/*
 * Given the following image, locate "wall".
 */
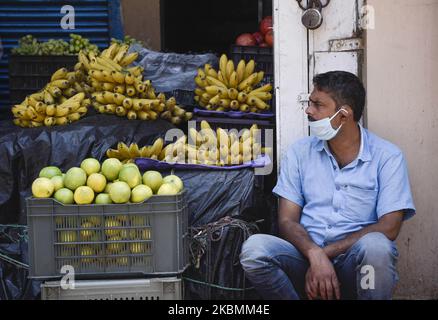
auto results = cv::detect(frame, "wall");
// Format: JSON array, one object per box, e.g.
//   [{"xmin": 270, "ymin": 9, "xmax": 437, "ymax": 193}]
[
  {"xmin": 367, "ymin": 0, "xmax": 438, "ymax": 299},
  {"xmin": 120, "ymin": 0, "xmax": 161, "ymax": 50}
]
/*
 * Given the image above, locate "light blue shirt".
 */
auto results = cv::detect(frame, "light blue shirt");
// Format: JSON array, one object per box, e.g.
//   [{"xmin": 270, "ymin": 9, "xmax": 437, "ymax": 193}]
[{"xmin": 273, "ymin": 125, "xmax": 416, "ymax": 247}]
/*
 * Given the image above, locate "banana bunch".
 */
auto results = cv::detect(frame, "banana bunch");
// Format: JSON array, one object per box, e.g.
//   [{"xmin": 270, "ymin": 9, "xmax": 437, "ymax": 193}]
[
  {"xmin": 78, "ymin": 43, "xmax": 144, "ymax": 98},
  {"xmin": 12, "ymin": 67, "xmax": 91, "ymax": 127},
  {"xmin": 81, "ymin": 43, "xmax": 193, "ymax": 124},
  {"xmin": 79, "ymin": 42, "xmax": 140, "ymax": 74},
  {"xmin": 159, "ymin": 102, "xmax": 193, "ymax": 125},
  {"xmin": 106, "ymin": 138, "xmax": 164, "ymax": 163},
  {"xmin": 156, "ymin": 121, "xmax": 272, "ymax": 166},
  {"xmin": 90, "ymin": 90, "xmax": 192, "ymax": 123},
  {"xmin": 194, "ymin": 54, "xmax": 273, "ymax": 113}
]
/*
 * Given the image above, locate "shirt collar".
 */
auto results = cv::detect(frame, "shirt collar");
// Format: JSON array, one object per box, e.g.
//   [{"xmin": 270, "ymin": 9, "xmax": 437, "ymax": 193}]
[{"xmin": 314, "ymin": 124, "xmax": 372, "ymax": 162}]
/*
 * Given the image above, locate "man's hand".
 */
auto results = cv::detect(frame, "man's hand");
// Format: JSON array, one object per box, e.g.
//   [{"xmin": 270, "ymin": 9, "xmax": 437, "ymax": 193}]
[{"xmin": 305, "ymin": 248, "xmax": 340, "ymax": 300}]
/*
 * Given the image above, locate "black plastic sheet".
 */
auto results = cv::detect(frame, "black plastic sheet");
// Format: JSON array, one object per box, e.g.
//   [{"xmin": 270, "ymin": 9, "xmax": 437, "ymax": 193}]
[
  {"xmin": 158, "ymin": 169, "xmax": 258, "ymax": 227},
  {"xmin": 0, "ymin": 225, "xmax": 41, "ymax": 300},
  {"xmin": 0, "ymin": 113, "xmax": 275, "ymax": 300},
  {"xmin": 183, "ymin": 216, "xmax": 262, "ymax": 300},
  {"xmin": 0, "ymin": 114, "xmax": 175, "ymax": 224}
]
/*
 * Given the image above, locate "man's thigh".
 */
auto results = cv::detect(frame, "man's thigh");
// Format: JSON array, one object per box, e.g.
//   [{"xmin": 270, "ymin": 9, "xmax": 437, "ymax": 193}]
[{"xmin": 241, "ymin": 234, "xmax": 310, "ymax": 298}]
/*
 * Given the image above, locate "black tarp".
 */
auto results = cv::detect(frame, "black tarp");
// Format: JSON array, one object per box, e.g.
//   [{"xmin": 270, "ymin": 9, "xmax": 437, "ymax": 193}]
[
  {"xmin": 0, "ymin": 225, "xmax": 41, "ymax": 300},
  {"xmin": 183, "ymin": 216, "xmax": 263, "ymax": 300},
  {"xmin": 0, "ymin": 114, "xmax": 174, "ymax": 224},
  {"xmin": 0, "ymin": 114, "xmax": 275, "ymax": 300}
]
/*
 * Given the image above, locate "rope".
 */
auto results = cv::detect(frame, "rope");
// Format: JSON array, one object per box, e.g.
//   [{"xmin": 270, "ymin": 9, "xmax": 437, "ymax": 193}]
[
  {"xmin": 0, "ymin": 224, "xmax": 28, "ymax": 229},
  {"xmin": 0, "ymin": 252, "xmax": 29, "ymax": 269},
  {"xmin": 188, "ymin": 216, "xmax": 259, "ymax": 269},
  {"xmin": 0, "ymin": 224, "xmax": 29, "ymax": 243},
  {"xmin": 187, "ymin": 216, "xmax": 260, "ymax": 299},
  {"xmin": 0, "ymin": 224, "xmax": 29, "ymax": 269},
  {"xmin": 182, "ymin": 276, "xmax": 255, "ymax": 292}
]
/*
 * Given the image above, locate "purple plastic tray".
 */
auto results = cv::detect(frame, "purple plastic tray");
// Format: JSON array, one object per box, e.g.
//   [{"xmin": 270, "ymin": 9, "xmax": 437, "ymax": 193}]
[
  {"xmin": 135, "ymin": 154, "xmax": 271, "ymax": 171},
  {"xmin": 194, "ymin": 108, "xmax": 274, "ymax": 119}
]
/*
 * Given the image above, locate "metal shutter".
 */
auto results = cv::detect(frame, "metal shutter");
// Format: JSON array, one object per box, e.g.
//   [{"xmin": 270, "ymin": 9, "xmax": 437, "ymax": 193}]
[{"xmin": 0, "ymin": 0, "xmax": 123, "ymax": 118}]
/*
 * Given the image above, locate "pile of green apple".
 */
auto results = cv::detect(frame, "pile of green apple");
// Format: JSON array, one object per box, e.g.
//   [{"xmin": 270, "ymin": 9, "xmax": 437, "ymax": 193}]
[{"xmin": 31, "ymin": 157, "xmax": 184, "ymax": 205}]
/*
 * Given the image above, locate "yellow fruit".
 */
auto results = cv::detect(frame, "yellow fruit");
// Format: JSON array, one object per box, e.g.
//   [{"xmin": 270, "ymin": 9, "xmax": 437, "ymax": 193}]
[
  {"xmin": 130, "ymin": 242, "xmax": 145, "ymax": 254},
  {"xmin": 32, "ymin": 177, "xmax": 55, "ymax": 198},
  {"xmin": 80, "ymin": 221, "xmax": 95, "ymax": 240},
  {"xmin": 106, "ymin": 238, "xmax": 123, "ymax": 254},
  {"xmin": 157, "ymin": 183, "xmax": 179, "ymax": 196},
  {"xmin": 219, "ymin": 54, "xmax": 228, "ymax": 78},
  {"xmin": 59, "ymin": 231, "xmax": 77, "ymax": 243},
  {"xmin": 88, "ymin": 216, "xmax": 102, "ymax": 226},
  {"xmin": 74, "ymin": 186, "xmax": 95, "ymax": 205},
  {"xmin": 105, "ymin": 219, "xmax": 121, "ymax": 238},
  {"xmin": 244, "ymin": 59, "xmax": 255, "ymax": 79},
  {"xmin": 236, "ymin": 60, "xmax": 246, "ymax": 84},
  {"xmin": 130, "ymin": 215, "xmax": 147, "ymax": 227},
  {"xmin": 51, "ymin": 68, "xmax": 69, "ymax": 81},
  {"xmin": 80, "ymin": 158, "xmax": 101, "ymax": 175},
  {"xmin": 87, "ymin": 173, "xmax": 107, "ymax": 193},
  {"xmin": 142, "ymin": 171, "xmax": 163, "ymax": 193},
  {"xmin": 80, "ymin": 246, "xmax": 95, "ymax": 263}
]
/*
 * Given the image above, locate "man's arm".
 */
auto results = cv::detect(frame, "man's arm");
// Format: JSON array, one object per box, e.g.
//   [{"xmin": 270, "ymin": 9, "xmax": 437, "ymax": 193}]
[
  {"xmin": 278, "ymin": 197, "xmax": 340, "ymax": 300},
  {"xmin": 323, "ymin": 211, "xmax": 404, "ymax": 259},
  {"xmin": 278, "ymin": 197, "xmax": 321, "ymax": 258}
]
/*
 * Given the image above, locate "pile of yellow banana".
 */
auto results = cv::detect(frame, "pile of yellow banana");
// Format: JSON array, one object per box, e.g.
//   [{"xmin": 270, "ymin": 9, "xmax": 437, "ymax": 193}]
[
  {"xmin": 158, "ymin": 121, "xmax": 272, "ymax": 166},
  {"xmin": 11, "ymin": 42, "xmax": 193, "ymax": 128},
  {"xmin": 106, "ymin": 138, "xmax": 164, "ymax": 163},
  {"xmin": 79, "ymin": 42, "xmax": 192, "ymax": 124},
  {"xmin": 194, "ymin": 54, "xmax": 273, "ymax": 113},
  {"xmin": 105, "ymin": 121, "xmax": 272, "ymax": 166},
  {"xmin": 90, "ymin": 90, "xmax": 192, "ymax": 125},
  {"xmin": 12, "ymin": 67, "xmax": 91, "ymax": 127}
]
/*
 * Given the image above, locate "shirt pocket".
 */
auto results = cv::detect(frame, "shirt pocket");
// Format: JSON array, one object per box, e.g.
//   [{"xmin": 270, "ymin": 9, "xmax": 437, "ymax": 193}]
[{"xmin": 342, "ymin": 185, "xmax": 378, "ymax": 222}]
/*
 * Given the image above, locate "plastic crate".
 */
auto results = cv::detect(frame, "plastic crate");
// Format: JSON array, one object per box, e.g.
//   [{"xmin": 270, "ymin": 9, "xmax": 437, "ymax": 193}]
[
  {"xmin": 8, "ymin": 55, "xmax": 78, "ymax": 105},
  {"xmin": 230, "ymin": 45, "xmax": 274, "ymax": 78},
  {"xmin": 41, "ymin": 277, "xmax": 182, "ymax": 300},
  {"xmin": 27, "ymin": 192, "xmax": 189, "ymax": 280}
]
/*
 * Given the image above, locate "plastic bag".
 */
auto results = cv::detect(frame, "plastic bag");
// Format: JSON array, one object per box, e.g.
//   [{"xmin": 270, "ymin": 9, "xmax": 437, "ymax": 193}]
[{"xmin": 129, "ymin": 44, "xmax": 218, "ymax": 92}]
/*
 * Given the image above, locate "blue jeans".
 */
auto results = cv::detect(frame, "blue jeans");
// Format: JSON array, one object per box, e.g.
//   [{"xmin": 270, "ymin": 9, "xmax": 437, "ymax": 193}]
[{"xmin": 240, "ymin": 232, "xmax": 399, "ymax": 300}]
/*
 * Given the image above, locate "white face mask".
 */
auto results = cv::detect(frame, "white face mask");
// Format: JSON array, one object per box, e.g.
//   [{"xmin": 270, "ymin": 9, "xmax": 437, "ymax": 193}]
[{"xmin": 308, "ymin": 108, "xmax": 348, "ymax": 141}]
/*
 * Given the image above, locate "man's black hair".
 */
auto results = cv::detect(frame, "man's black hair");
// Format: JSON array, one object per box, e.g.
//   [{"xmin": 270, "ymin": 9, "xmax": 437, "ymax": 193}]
[{"xmin": 313, "ymin": 71, "xmax": 366, "ymax": 122}]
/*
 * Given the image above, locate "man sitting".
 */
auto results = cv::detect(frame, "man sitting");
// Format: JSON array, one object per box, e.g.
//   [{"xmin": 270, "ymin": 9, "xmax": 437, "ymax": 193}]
[{"xmin": 240, "ymin": 71, "xmax": 416, "ymax": 300}]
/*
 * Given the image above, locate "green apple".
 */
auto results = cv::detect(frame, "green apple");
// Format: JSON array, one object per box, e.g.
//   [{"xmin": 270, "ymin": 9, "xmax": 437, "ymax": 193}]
[{"xmin": 162, "ymin": 175, "xmax": 183, "ymax": 192}]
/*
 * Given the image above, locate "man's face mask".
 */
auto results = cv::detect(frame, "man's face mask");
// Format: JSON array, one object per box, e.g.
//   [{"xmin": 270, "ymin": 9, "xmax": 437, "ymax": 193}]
[{"xmin": 308, "ymin": 108, "xmax": 348, "ymax": 141}]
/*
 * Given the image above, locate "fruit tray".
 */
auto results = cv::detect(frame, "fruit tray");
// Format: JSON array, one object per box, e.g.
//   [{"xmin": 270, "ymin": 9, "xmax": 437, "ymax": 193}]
[
  {"xmin": 135, "ymin": 154, "xmax": 271, "ymax": 171},
  {"xmin": 26, "ymin": 192, "xmax": 189, "ymax": 279},
  {"xmin": 193, "ymin": 107, "xmax": 274, "ymax": 119}
]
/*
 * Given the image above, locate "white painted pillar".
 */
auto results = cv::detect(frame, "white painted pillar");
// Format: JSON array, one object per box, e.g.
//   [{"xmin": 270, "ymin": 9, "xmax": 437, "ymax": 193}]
[{"xmin": 273, "ymin": 0, "xmax": 309, "ymax": 170}]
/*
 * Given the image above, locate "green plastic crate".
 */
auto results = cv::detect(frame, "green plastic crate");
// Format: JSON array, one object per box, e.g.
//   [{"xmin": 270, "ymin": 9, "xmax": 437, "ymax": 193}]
[{"xmin": 27, "ymin": 192, "xmax": 189, "ymax": 279}]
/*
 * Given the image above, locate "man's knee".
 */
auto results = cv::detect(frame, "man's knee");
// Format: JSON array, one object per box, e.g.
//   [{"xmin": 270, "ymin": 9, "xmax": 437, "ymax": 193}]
[
  {"xmin": 354, "ymin": 232, "xmax": 398, "ymax": 264},
  {"xmin": 240, "ymin": 234, "xmax": 273, "ymax": 271}
]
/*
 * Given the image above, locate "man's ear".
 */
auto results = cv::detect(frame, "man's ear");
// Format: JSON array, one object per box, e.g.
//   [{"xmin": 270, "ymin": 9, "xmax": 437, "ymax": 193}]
[{"xmin": 339, "ymin": 106, "xmax": 352, "ymax": 125}]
